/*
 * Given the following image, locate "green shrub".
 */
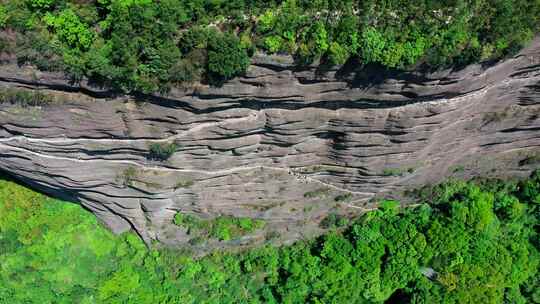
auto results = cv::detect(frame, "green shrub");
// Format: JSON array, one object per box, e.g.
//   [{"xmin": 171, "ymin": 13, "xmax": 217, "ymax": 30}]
[
  {"xmin": 148, "ymin": 142, "xmax": 178, "ymax": 161},
  {"xmin": 304, "ymin": 187, "xmax": 331, "ymax": 198},
  {"xmin": 238, "ymin": 217, "xmax": 254, "ymax": 230},
  {"xmin": 257, "ymin": 9, "xmax": 277, "ymax": 33},
  {"xmin": 0, "ymin": 88, "xmax": 54, "ymax": 107},
  {"xmin": 207, "ymin": 32, "xmax": 250, "ymax": 85},
  {"xmin": 265, "ymin": 231, "xmax": 281, "ymax": 241},
  {"xmin": 179, "ymin": 27, "xmax": 212, "ymax": 53},
  {"xmin": 382, "ymin": 168, "xmax": 404, "ymax": 176},
  {"xmin": 173, "ymin": 212, "xmax": 265, "ymax": 241},
  {"xmin": 188, "ymin": 236, "xmax": 205, "ymax": 246},
  {"xmin": 174, "ymin": 212, "xmax": 206, "ymax": 233},
  {"xmin": 174, "ymin": 179, "xmax": 194, "ymax": 189},
  {"xmin": 328, "ymin": 42, "xmax": 350, "ymax": 65},
  {"xmin": 309, "ymin": 21, "xmax": 329, "ymax": 57},
  {"xmin": 210, "ymin": 217, "xmax": 265, "ymax": 241},
  {"xmin": 0, "ymin": 37, "xmax": 9, "ymax": 53},
  {"xmin": 334, "ymin": 193, "xmax": 353, "ymax": 202},
  {"xmin": 264, "ymin": 35, "xmax": 283, "ymax": 53},
  {"xmin": 168, "ymin": 57, "xmax": 203, "ymax": 84},
  {"xmin": 15, "ymin": 31, "xmax": 65, "ymax": 71},
  {"xmin": 211, "ymin": 219, "xmax": 232, "ymax": 241},
  {"xmin": 320, "ymin": 213, "xmax": 349, "ymax": 229},
  {"xmin": 452, "ymin": 165, "xmax": 465, "ymax": 173},
  {"xmin": 116, "ymin": 166, "xmax": 137, "ymax": 187},
  {"xmin": 360, "ymin": 27, "xmax": 386, "ymax": 64}
]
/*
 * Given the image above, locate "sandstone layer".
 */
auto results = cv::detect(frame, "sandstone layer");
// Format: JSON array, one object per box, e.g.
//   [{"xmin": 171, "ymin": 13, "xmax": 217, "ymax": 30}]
[{"xmin": 1, "ymin": 39, "xmax": 539, "ymax": 248}]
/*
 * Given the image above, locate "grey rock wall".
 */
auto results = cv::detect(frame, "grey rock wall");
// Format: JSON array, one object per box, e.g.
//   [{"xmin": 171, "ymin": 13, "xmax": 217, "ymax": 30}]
[{"xmin": 0, "ymin": 39, "xmax": 539, "ymax": 248}]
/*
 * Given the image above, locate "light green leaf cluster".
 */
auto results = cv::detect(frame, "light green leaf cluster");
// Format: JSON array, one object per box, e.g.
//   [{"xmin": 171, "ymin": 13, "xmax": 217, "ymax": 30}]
[
  {"xmin": 28, "ymin": 0, "xmax": 56, "ymax": 9},
  {"xmin": 43, "ymin": 9, "xmax": 94, "ymax": 50}
]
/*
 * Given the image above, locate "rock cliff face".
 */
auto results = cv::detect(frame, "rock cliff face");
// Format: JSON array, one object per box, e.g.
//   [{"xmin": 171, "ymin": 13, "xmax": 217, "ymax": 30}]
[{"xmin": 1, "ymin": 39, "xmax": 539, "ymax": 248}]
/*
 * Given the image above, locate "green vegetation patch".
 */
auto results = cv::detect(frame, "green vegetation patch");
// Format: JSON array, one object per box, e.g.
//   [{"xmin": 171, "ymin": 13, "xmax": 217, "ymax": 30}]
[
  {"xmin": 451, "ymin": 165, "xmax": 466, "ymax": 173},
  {"xmin": 334, "ymin": 192, "xmax": 353, "ymax": 202},
  {"xmin": 0, "ymin": 0, "xmax": 538, "ymax": 93},
  {"xmin": 382, "ymin": 167, "xmax": 415, "ymax": 177},
  {"xmin": 520, "ymin": 152, "xmax": 540, "ymax": 166},
  {"xmin": 243, "ymin": 201, "xmax": 286, "ymax": 212},
  {"xmin": 304, "ymin": 187, "xmax": 331, "ymax": 198},
  {"xmin": 174, "ymin": 179, "xmax": 194, "ymax": 189},
  {"xmin": 147, "ymin": 142, "xmax": 178, "ymax": 161},
  {"xmin": 0, "ymin": 88, "xmax": 54, "ymax": 107},
  {"xmin": 1, "ymin": 170, "xmax": 539, "ymax": 303},
  {"xmin": 115, "ymin": 166, "xmax": 137, "ymax": 187},
  {"xmin": 173, "ymin": 212, "xmax": 266, "ymax": 241},
  {"xmin": 319, "ymin": 213, "xmax": 349, "ymax": 229}
]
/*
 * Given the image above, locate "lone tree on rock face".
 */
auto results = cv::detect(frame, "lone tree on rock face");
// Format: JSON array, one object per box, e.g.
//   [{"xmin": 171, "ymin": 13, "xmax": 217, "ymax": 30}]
[{"xmin": 148, "ymin": 142, "xmax": 178, "ymax": 161}]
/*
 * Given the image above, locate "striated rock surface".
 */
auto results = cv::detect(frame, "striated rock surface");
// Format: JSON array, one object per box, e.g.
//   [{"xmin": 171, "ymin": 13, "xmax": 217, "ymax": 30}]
[{"xmin": 1, "ymin": 39, "xmax": 539, "ymax": 248}]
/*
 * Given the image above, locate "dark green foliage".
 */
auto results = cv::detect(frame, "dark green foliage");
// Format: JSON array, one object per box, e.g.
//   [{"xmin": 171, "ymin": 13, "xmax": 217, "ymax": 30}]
[
  {"xmin": 147, "ymin": 142, "xmax": 177, "ymax": 161},
  {"xmin": 452, "ymin": 165, "xmax": 466, "ymax": 173},
  {"xmin": 383, "ymin": 167, "xmax": 416, "ymax": 176},
  {"xmin": 304, "ymin": 187, "xmax": 331, "ymax": 198},
  {"xmin": 383, "ymin": 168, "xmax": 403, "ymax": 176},
  {"xmin": 265, "ymin": 231, "xmax": 281, "ymax": 241},
  {"xmin": 89, "ymin": 0, "xmax": 188, "ymax": 92},
  {"xmin": 1, "ymin": 170, "xmax": 539, "ymax": 303},
  {"xmin": 0, "ymin": 0, "xmax": 538, "ymax": 93},
  {"xmin": 334, "ymin": 192, "xmax": 353, "ymax": 202},
  {"xmin": 207, "ymin": 32, "xmax": 250, "ymax": 85},
  {"xmin": 15, "ymin": 31, "xmax": 65, "ymax": 72},
  {"xmin": 320, "ymin": 213, "xmax": 349, "ymax": 229}
]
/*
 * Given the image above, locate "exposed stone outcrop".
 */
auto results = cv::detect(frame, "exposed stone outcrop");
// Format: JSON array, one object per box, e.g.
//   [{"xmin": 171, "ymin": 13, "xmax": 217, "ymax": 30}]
[{"xmin": 0, "ymin": 39, "xmax": 539, "ymax": 248}]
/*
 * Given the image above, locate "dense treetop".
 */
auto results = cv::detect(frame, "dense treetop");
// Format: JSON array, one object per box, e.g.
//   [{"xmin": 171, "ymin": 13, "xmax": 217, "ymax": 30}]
[
  {"xmin": 0, "ymin": 0, "xmax": 539, "ymax": 93},
  {"xmin": 1, "ymin": 170, "xmax": 539, "ymax": 303}
]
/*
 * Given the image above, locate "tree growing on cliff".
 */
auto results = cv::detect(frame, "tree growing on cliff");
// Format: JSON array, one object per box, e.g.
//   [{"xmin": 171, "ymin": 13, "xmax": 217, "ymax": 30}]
[{"xmin": 207, "ymin": 32, "xmax": 250, "ymax": 85}]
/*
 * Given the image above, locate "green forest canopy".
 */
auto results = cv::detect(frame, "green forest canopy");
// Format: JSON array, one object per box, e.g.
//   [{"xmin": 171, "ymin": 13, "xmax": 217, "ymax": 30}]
[
  {"xmin": 1, "ymin": 170, "xmax": 539, "ymax": 303},
  {"xmin": 0, "ymin": 0, "xmax": 539, "ymax": 92}
]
